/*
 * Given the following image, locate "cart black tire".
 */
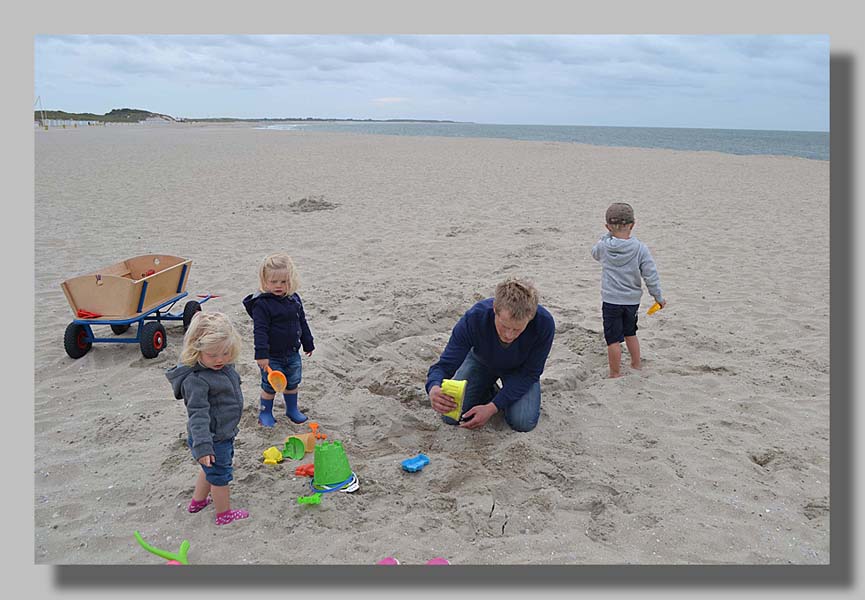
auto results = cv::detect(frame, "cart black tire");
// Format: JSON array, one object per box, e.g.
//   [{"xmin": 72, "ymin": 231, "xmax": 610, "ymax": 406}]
[
  {"xmin": 110, "ymin": 324, "xmax": 131, "ymax": 335},
  {"xmin": 140, "ymin": 322, "xmax": 167, "ymax": 358},
  {"xmin": 183, "ymin": 300, "xmax": 202, "ymax": 332},
  {"xmin": 64, "ymin": 323, "xmax": 92, "ymax": 359}
]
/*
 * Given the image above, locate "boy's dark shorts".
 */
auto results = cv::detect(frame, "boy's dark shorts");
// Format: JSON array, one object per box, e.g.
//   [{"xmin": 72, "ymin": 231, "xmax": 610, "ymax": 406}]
[
  {"xmin": 602, "ymin": 302, "xmax": 639, "ymax": 345},
  {"xmin": 188, "ymin": 437, "xmax": 235, "ymax": 486}
]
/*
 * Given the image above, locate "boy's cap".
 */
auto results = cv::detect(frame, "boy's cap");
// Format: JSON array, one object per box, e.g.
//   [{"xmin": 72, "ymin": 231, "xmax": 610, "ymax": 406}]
[{"xmin": 606, "ymin": 202, "xmax": 634, "ymax": 225}]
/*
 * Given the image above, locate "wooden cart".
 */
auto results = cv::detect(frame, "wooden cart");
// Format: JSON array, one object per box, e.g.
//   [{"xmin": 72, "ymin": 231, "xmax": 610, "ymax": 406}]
[{"xmin": 60, "ymin": 254, "xmax": 215, "ymax": 359}]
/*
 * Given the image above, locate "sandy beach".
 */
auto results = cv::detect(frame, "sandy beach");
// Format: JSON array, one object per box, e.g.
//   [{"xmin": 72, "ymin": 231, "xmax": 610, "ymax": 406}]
[{"xmin": 33, "ymin": 123, "xmax": 830, "ymax": 565}]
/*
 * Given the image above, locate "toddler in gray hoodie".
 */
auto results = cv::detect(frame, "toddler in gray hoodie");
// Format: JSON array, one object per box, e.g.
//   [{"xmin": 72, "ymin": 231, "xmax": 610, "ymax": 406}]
[
  {"xmin": 166, "ymin": 311, "xmax": 250, "ymax": 526},
  {"xmin": 591, "ymin": 202, "xmax": 666, "ymax": 378}
]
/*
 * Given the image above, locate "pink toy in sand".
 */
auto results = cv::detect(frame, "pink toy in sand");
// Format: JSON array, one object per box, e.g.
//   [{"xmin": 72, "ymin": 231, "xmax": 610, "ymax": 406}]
[{"xmin": 377, "ymin": 556, "xmax": 450, "ymax": 565}]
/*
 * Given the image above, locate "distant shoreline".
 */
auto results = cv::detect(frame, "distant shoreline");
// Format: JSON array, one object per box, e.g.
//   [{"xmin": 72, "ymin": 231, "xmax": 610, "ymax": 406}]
[
  {"xmin": 33, "ymin": 107, "xmax": 463, "ymax": 125},
  {"xmin": 181, "ymin": 117, "xmax": 464, "ymax": 124},
  {"xmin": 34, "ymin": 118, "xmax": 829, "ymax": 161}
]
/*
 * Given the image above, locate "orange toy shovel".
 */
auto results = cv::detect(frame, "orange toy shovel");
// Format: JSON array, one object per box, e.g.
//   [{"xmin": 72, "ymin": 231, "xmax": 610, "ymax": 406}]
[{"xmin": 265, "ymin": 365, "xmax": 287, "ymax": 393}]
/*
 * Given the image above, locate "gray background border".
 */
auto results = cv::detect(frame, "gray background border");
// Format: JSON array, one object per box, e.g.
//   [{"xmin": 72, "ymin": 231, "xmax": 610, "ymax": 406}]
[{"xmin": 7, "ymin": 1, "xmax": 859, "ymax": 597}]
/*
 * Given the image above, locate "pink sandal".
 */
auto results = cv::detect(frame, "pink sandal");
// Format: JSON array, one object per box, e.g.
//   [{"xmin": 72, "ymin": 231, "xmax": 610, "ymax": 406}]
[
  {"xmin": 215, "ymin": 508, "xmax": 249, "ymax": 525},
  {"xmin": 187, "ymin": 496, "xmax": 212, "ymax": 513}
]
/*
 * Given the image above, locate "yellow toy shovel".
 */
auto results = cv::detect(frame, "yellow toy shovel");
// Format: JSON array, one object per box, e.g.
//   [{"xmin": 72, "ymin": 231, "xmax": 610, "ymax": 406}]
[
  {"xmin": 440, "ymin": 379, "xmax": 467, "ymax": 421},
  {"xmin": 647, "ymin": 302, "xmax": 662, "ymax": 315},
  {"xmin": 265, "ymin": 365, "xmax": 287, "ymax": 393}
]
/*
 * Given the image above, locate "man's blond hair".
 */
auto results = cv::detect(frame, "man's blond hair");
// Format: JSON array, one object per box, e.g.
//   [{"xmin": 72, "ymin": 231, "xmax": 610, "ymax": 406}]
[
  {"xmin": 493, "ymin": 277, "xmax": 539, "ymax": 321},
  {"xmin": 179, "ymin": 312, "xmax": 242, "ymax": 367},
  {"xmin": 258, "ymin": 252, "xmax": 301, "ymax": 296}
]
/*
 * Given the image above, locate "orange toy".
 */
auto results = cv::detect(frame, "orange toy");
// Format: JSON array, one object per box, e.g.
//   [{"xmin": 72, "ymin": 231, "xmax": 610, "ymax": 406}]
[
  {"xmin": 265, "ymin": 365, "xmax": 287, "ymax": 393},
  {"xmin": 308, "ymin": 422, "xmax": 327, "ymax": 440}
]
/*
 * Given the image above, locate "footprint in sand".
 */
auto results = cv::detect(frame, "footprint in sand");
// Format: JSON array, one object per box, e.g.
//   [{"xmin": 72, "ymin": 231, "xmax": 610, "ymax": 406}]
[
  {"xmin": 697, "ymin": 422, "xmax": 714, "ymax": 442},
  {"xmin": 585, "ymin": 500, "xmax": 616, "ymax": 542},
  {"xmin": 666, "ymin": 453, "xmax": 686, "ymax": 478},
  {"xmin": 802, "ymin": 498, "xmax": 829, "ymax": 520},
  {"xmin": 748, "ymin": 447, "xmax": 805, "ymax": 472}
]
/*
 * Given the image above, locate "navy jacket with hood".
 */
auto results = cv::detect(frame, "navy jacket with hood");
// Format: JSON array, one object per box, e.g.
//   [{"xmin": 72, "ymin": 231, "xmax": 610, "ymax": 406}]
[{"xmin": 242, "ymin": 292, "xmax": 315, "ymax": 360}]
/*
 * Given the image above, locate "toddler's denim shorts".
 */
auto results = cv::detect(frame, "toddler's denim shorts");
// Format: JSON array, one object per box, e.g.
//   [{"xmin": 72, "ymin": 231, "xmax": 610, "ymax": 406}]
[
  {"xmin": 259, "ymin": 352, "xmax": 303, "ymax": 393},
  {"xmin": 189, "ymin": 437, "xmax": 235, "ymax": 486}
]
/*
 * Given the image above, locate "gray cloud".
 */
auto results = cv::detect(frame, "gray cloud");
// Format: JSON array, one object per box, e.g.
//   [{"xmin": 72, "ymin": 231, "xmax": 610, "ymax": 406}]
[{"xmin": 34, "ymin": 34, "xmax": 829, "ymax": 130}]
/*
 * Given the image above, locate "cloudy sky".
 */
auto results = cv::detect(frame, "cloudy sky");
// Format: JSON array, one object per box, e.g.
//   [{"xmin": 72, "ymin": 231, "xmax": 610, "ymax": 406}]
[{"xmin": 34, "ymin": 34, "xmax": 829, "ymax": 131}]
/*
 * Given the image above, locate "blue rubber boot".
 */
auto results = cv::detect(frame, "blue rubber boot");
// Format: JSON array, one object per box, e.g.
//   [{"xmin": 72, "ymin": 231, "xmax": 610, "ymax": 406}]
[
  {"xmin": 258, "ymin": 397, "xmax": 276, "ymax": 427},
  {"xmin": 284, "ymin": 392, "xmax": 307, "ymax": 424}
]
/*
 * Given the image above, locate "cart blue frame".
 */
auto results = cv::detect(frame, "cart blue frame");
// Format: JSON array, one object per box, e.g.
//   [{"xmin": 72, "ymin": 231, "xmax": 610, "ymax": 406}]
[{"xmin": 71, "ymin": 292, "xmax": 216, "ymax": 346}]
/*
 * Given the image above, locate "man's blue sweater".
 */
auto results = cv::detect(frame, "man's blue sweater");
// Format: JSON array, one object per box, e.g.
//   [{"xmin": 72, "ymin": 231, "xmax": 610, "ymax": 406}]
[
  {"xmin": 242, "ymin": 292, "xmax": 315, "ymax": 360},
  {"xmin": 426, "ymin": 298, "xmax": 555, "ymax": 410}
]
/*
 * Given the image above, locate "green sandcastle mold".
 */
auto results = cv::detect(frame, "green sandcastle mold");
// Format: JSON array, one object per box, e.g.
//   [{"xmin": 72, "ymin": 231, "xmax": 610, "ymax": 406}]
[{"xmin": 313, "ymin": 440, "xmax": 352, "ymax": 486}]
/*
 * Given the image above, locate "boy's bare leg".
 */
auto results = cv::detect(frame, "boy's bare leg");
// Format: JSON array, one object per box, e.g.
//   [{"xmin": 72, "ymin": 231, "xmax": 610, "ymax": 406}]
[
  {"xmin": 607, "ymin": 343, "xmax": 623, "ymax": 378},
  {"xmin": 624, "ymin": 335, "xmax": 641, "ymax": 370}
]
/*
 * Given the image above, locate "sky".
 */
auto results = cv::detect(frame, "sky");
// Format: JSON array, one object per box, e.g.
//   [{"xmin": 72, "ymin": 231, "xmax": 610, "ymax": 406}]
[{"xmin": 33, "ymin": 34, "xmax": 830, "ymax": 131}]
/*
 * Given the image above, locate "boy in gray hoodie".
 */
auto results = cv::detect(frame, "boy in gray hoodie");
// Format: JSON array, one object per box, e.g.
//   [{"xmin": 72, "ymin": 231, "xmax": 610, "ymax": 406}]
[{"xmin": 591, "ymin": 202, "xmax": 666, "ymax": 378}]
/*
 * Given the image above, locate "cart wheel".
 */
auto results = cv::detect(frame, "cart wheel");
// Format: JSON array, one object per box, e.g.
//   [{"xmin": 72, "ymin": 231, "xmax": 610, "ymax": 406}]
[
  {"xmin": 110, "ymin": 324, "xmax": 131, "ymax": 335},
  {"xmin": 64, "ymin": 323, "xmax": 92, "ymax": 359},
  {"xmin": 140, "ymin": 322, "xmax": 167, "ymax": 358},
  {"xmin": 183, "ymin": 300, "xmax": 202, "ymax": 332}
]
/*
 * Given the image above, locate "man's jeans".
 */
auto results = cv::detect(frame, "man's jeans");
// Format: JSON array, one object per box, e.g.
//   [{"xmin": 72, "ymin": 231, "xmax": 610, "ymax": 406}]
[{"xmin": 441, "ymin": 349, "xmax": 541, "ymax": 432}]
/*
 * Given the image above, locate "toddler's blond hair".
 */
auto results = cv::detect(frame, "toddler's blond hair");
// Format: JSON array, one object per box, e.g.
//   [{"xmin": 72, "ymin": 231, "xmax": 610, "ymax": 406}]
[
  {"xmin": 179, "ymin": 311, "xmax": 242, "ymax": 367},
  {"xmin": 493, "ymin": 277, "xmax": 539, "ymax": 322},
  {"xmin": 258, "ymin": 252, "xmax": 301, "ymax": 297}
]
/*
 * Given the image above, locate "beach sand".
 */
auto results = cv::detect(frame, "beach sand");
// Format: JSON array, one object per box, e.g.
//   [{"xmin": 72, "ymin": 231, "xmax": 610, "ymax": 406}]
[{"xmin": 34, "ymin": 123, "xmax": 829, "ymax": 565}]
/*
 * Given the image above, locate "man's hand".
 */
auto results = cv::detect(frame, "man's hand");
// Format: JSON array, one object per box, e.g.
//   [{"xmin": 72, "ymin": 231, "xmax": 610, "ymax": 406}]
[
  {"xmin": 429, "ymin": 385, "xmax": 457, "ymax": 415},
  {"xmin": 256, "ymin": 358, "xmax": 270, "ymax": 370},
  {"xmin": 459, "ymin": 402, "xmax": 498, "ymax": 430},
  {"xmin": 198, "ymin": 454, "xmax": 214, "ymax": 467}
]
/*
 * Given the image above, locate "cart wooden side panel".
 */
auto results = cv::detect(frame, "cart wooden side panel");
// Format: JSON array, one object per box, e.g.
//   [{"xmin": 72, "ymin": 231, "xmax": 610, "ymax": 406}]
[{"xmin": 60, "ymin": 254, "xmax": 192, "ymax": 319}]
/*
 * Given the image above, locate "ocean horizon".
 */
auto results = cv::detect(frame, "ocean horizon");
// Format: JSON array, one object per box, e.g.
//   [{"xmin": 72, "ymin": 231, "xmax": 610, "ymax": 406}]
[{"xmin": 255, "ymin": 121, "xmax": 829, "ymax": 161}]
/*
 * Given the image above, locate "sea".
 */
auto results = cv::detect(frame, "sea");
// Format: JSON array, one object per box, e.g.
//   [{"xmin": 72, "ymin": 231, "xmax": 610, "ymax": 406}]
[{"xmin": 255, "ymin": 121, "xmax": 829, "ymax": 161}]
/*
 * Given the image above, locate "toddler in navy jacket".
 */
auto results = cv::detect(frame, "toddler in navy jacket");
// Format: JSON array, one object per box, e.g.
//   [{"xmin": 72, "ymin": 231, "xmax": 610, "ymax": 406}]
[{"xmin": 242, "ymin": 253, "xmax": 315, "ymax": 427}]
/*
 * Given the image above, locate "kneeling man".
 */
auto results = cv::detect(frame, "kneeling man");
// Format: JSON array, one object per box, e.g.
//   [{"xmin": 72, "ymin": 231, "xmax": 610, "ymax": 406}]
[{"xmin": 426, "ymin": 277, "xmax": 555, "ymax": 432}]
